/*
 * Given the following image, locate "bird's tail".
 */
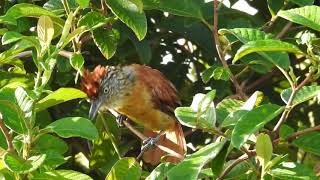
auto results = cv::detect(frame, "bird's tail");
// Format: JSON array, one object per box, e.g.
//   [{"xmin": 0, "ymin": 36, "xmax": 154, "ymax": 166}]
[{"xmin": 142, "ymin": 122, "xmax": 186, "ymax": 165}]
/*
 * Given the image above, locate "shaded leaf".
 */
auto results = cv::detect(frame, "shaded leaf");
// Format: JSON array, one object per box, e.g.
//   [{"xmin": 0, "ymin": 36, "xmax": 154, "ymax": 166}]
[
  {"xmin": 32, "ymin": 170, "xmax": 93, "ymax": 180},
  {"xmin": 270, "ymin": 162, "xmax": 317, "ymax": 180},
  {"xmin": 231, "ymin": 104, "xmax": 284, "ymax": 149},
  {"xmin": 45, "ymin": 117, "xmax": 99, "ymax": 140},
  {"xmin": 35, "ymin": 88, "xmax": 87, "ymax": 112},
  {"xmin": 92, "ymin": 28, "xmax": 119, "ymax": 59},
  {"xmin": 293, "ymin": 131, "xmax": 320, "ymax": 156},
  {"xmin": 78, "ymin": 11, "xmax": 114, "ymax": 30},
  {"xmin": 70, "ymin": 53, "xmax": 84, "ymax": 71},
  {"xmin": 33, "ymin": 134, "xmax": 68, "ymax": 154},
  {"xmin": 106, "ymin": 157, "xmax": 141, "ymax": 180},
  {"xmin": 288, "ymin": 0, "xmax": 314, "ymax": 6},
  {"xmin": 106, "ymin": 0, "xmax": 147, "ymax": 40},
  {"xmin": 4, "ymin": 153, "xmax": 46, "ymax": 174}
]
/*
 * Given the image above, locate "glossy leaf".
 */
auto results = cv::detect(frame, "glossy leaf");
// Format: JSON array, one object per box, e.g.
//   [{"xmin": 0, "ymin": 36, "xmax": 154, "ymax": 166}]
[
  {"xmin": 233, "ymin": 40, "xmax": 302, "ymax": 63},
  {"xmin": 106, "ymin": 157, "xmax": 141, "ymax": 180},
  {"xmin": 78, "ymin": 11, "xmax": 114, "ymax": 30},
  {"xmin": 216, "ymin": 98, "xmax": 244, "ymax": 113},
  {"xmin": 35, "ymin": 88, "xmax": 87, "ymax": 112},
  {"xmin": 106, "ymin": 0, "xmax": 147, "ymax": 40},
  {"xmin": 175, "ymin": 107, "xmax": 212, "ymax": 129},
  {"xmin": 142, "ymin": 0, "xmax": 203, "ymax": 19},
  {"xmin": 1, "ymin": 31, "xmax": 23, "ymax": 45},
  {"xmin": 166, "ymin": 141, "xmax": 225, "ymax": 179},
  {"xmin": 221, "ymin": 110, "xmax": 248, "ymax": 128},
  {"xmin": 293, "ymin": 131, "xmax": 320, "ymax": 156},
  {"xmin": 4, "ymin": 153, "xmax": 46, "ymax": 174},
  {"xmin": 288, "ymin": 0, "xmax": 314, "ymax": 6},
  {"xmin": 256, "ymin": 133, "xmax": 273, "ymax": 168},
  {"xmin": 146, "ymin": 163, "xmax": 175, "ymax": 180},
  {"xmin": 37, "ymin": 15, "xmax": 54, "ymax": 48},
  {"xmin": 15, "ymin": 87, "xmax": 35, "ymax": 120},
  {"xmin": 267, "ymin": 0, "xmax": 284, "ymax": 17},
  {"xmin": 32, "ymin": 170, "xmax": 93, "ymax": 180},
  {"xmin": 70, "ymin": 53, "xmax": 84, "ymax": 71},
  {"xmin": 241, "ymin": 91, "xmax": 263, "ymax": 110},
  {"xmin": 0, "ymin": 100, "xmax": 27, "ymax": 134},
  {"xmin": 281, "ymin": 86, "xmax": 320, "ymax": 107},
  {"xmin": 33, "ymin": 134, "xmax": 68, "ymax": 154},
  {"xmin": 231, "ymin": 104, "xmax": 284, "ymax": 149},
  {"xmin": 92, "ymin": 28, "xmax": 119, "ymax": 59},
  {"xmin": 278, "ymin": 6, "xmax": 320, "ymax": 31},
  {"xmin": 45, "ymin": 117, "xmax": 99, "ymax": 140}
]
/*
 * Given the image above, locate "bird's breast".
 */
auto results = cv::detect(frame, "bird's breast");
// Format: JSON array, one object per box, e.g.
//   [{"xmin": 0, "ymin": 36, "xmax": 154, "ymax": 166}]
[{"xmin": 114, "ymin": 80, "xmax": 176, "ymax": 131}]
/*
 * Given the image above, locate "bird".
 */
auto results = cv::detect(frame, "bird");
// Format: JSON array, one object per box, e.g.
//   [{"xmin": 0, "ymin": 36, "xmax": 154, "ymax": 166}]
[{"xmin": 81, "ymin": 64, "xmax": 186, "ymax": 165}]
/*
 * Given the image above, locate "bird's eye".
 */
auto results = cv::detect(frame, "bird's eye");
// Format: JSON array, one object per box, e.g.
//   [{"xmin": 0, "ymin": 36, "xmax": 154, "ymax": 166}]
[{"xmin": 104, "ymin": 88, "xmax": 109, "ymax": 93}]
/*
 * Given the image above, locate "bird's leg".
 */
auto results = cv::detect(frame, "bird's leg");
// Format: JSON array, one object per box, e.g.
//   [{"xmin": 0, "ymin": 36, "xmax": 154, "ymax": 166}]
[
  {"xmin": 116, "ymin": 114, "xmax": 127, "ymax": 127},
  {"xmin": 137, "ymin": 130, "xmax": 165, "ymax": 160}
]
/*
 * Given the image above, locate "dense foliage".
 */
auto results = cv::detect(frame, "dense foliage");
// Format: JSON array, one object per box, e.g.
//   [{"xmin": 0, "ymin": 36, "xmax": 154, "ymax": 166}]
[{"xmin": 0, "ymin": 0, "xmax": 320, "ymax": 179}]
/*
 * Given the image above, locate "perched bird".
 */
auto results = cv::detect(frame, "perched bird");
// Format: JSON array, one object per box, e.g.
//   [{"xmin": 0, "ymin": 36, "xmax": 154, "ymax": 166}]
[{"xmin": 81, "ymin": 64, "xmax": 186, "ymax": 165}]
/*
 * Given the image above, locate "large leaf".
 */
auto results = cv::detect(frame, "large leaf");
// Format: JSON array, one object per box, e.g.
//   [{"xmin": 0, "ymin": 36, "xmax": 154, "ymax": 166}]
[
  {"xmin": 77, "ymin": 11, "xmax": 114, "ymax": 30},
  {"xmin": 231, "ymin": 104, "xmax": 284, "ymax": 149},
  {"xmin": 35, "ymin": 88, "xmax": 87, "ymax": 112},
  {"xmin": 166, "ymin": 141, "xmax": 225, "ymax": 179},
  {"xmin": 0, "ymin": 100, "xmax": 27, "ymax": 134},
  {"xmin": 106, "ymin": 0, "xmax": 147, "ymax": 40},
  {"xmin": 142, "ymin": 0, "xmax": 203, "ymax": 19},
  {"xmin": 278, "ymin": 6, "xmax": 320, "ymax": 31},
  {"xmin": 4, "ymin": 153, "xmax": 46, "ymax": 174},
  {"xmin": 270, "ymin": 162, "xmax": 317, "ymax": 180},
  {"xmin": 33, "ymin": 134, "xmax": 68, "ymax": 154},
  {"xmin": 45, "ymin": 117, "xmax": 99, "ymax": 140},
  {"xmin": 146, "ymin": 163, "xmax": 175, "ymax": 180},
  {"xmin": 219, "ymin": 28, "xmax": 273, "ymax": 42},
  {"xmin": 0, "ymin": 4, "xmax": 64, "ymax": 30},
  {"xmin": 92, "ymin": 28, "xmax": 119, "ymax": 59},
  {"xmin": 293, "ymin": 131, "xmax": 320, "ymax": 156},
  {"xmin": 281, "ymin": 86, "xmax": 320, "ymax": 107},
  {"xmin": 1, "ymin": 31, "xmax": 23, "ymax": 45},
  {"xmin": 233, "ymin": 40, "xmax": 302, "ymax": 63},
  {"xmin": 32, "ymin": 170, "xmax": 93, "ymax": 180},
  {"xmin": 106, "ymin": 157, "xmax": 141, "ymax": 180}
]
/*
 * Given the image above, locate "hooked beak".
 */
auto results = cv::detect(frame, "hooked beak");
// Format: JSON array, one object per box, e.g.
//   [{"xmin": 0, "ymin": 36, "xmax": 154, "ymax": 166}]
[{"xmin": 89, "ymin": 99, "xmax": 102, "ymax": 120}]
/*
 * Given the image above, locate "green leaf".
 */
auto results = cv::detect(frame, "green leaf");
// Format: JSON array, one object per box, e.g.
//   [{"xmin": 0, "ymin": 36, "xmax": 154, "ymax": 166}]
[
  {"xmin": 288, "ymin": 0, "xmax": 314, "ymax": 6},
  {"xmin": 281, "ymin": 86, "xmax": 320, "ymax": 107},
  {"xmin": 166, "ymin": 141, "xmax": 225, "ymax": 179},
  {"xmin": 278, "ymin": 5, "xmax": 320, "ymax": 31},
  {"xmin": 4, "ymin": 153, "xmax": 46, "ymax": 174},
  {"xmin": 146, "ymin": 163, "xmax": 175, "ymax": 180},
  {"xmin": 267, "ymin": 0, "xmax": 284, "ymax": 17},
  {"xmin": 256, "ymin": 133, "xmax": 273, "ymax": 168},
  {"xmin": 15, "ymin": 87, "xmax": 35, "ymax": 120},
  {"xmin": 233, "ymin": 40, "xmax": 302, "ymax": 63},
  {"xmin": 37, "ymin": 15, "xmax": 54, "ymax": 48},
  {"xmin": 142, "ymin": 0, "xmax": 203, "ymax": 19},
  {"xmin": 241, "ymin": 91, "xmax": 263, "ymax": 110},
  {"xmin": 92, "ymin": 28, "xmax": 119, "ymax": 59},
  {"xmin": 45, "ymin": 117, "xmax": 99, "ymax": 140},
  {"xmin": 216, "ymin": 98, "xmax": 244, "ymax": 113},
  {"xmin": 293, "ymin": 131, "xmax": 320, "ymax": 156},
  {"xmin": 0, "ymin": 100, "xmax": 27, "ymax": 134},
  {"xmin": 33, "ymin": 134, "xmax": 68, "ymax": 154},
  {"xmin": 211, "ymin": 142, "xmax": 229, "ymax": 177},
  {"xmin": 106, "ymin": 157, "xmax": 141, "ymax": 180},
  {"xmin": 279, "ymin": 124, "xmax": 294, "ymax": 139},
  {"xmin": 270, "ymin": 162, "xmax": 317, "ymax": 180},
  {"xmin": 0, "ymin": 4, "xmax": 64, "ymax": 32},
  {"xmin": 129, "ymin": 0, "xmax": 144, "ymax": 12},
  {"xmin": 35, "ymin": 88, "xmax": 87, "ymax": 112},
  {"xmin": 132, "ymin": 39, "xmax": 152, "ymax": 64},
  {"xmin": 78, "ymin": 11, "xmax": 114, "ymax": 30},
  {"xmin": 106, "ymin": 0, "xmax": 147, "ymax": 40},
  {"xmin": 32, "ymin": 170, "xmax": 93, "ymax": 180},
  {"xmin": 76, "ymin": 0, "xmax": 90, "ymax": 8},
  {"xmin": 231, "ymin": 104, "xmax": 284, "ymax": 149},
  {"xmin": 210, "ymin": 67, "xmax": 231, "ymax": 81},
  {"xmin": 70, "ymin": 53, "xmax": 84, "ymax": 71},
  {"xmin": 59, "ymin": 12, "xmax": 73, "ymax": 45},
  {"xmin": 41, "ymin": 151, "xmax": 67, "ymax": 169},
  {"xmin": 221, "ymin": 110, "xmax": 248, "ymax": 128},
  {"xmin": 1, "ymin": 31, "xmax": 23, "ymax": 45}
]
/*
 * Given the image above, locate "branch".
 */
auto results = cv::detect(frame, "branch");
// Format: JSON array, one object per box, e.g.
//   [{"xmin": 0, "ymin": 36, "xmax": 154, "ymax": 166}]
[
  {"xmin": 0, "ymin": 113, "xmax": 14, "ymax": 152},
  {"xmin": 276, "ymin": 22, "xmax": 293, "ymax": 39},
  {"xmin": 213, "ymin": 0, "xmax": 246, "ymax": 100},
  {"xmin": 273, "ymin": 71, "xmax": 314, "ymax": 133},
  {"xmin": 217, "ymin": 154, "xmax": 249, "ymax": 180},
  {"xmin": 274, "ymin": 125, "xmax": 320, "ymax": 144},
  {"xmin": 13, "ymin": 50, "xmax": 73, "ymax": 59}
]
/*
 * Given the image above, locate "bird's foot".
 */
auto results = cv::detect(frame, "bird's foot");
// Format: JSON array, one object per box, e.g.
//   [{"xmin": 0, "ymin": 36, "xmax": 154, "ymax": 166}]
[
  {"xmin": 137, "ymin": 131, "xmax": 164, "ymax": 160},
  {"xmin": 116, "ymin": 115, "xmax": 127, "ymax": 127}
]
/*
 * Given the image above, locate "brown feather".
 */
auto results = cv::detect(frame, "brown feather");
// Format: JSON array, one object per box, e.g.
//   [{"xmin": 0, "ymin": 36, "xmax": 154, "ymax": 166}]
[
  {"xmin": 132, "ymin": 64, "xmax": 181, "ymax": 115},
  {"xmin": 81, "ymin": 65, "xmax": 107, "ymax": 100}
]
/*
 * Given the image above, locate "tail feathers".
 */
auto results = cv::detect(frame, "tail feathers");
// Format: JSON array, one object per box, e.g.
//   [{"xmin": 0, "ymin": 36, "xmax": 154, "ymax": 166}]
[{"xmin": 143, "ymin": 123, "xmax": 186, "ymax": 165}]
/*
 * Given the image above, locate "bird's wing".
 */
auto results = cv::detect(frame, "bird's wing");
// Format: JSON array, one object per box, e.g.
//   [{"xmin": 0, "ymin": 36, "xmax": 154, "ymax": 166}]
[{"xmin": 132, "ymin": 64, "xmax": 181, "ymax": 115}]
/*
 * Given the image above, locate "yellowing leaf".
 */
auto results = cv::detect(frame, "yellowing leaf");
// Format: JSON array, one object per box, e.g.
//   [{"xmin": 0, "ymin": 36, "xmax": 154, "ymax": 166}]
[
  {"xmin": 37, "ymin": 15, "xmax": 54, "ymax": 48},
  {"xmin": 256, "ymin": 133, "xmax": 273, "ymax": 168}
]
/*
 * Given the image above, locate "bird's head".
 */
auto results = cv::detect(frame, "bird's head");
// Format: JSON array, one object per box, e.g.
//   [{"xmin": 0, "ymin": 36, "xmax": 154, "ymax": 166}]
[{"xmin": 81, "ymin": 65, "xmax": 135, "ymax": 120}]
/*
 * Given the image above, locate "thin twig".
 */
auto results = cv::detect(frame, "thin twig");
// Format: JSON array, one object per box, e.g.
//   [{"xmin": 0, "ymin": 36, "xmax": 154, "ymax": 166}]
[
  {"xmin": 13, "ymin": 50, "xmax": 73, "ymax": 59},
  {"xmin": 213, "ymin": 0, "xmax": 246, "ymax": 100},
  {"xmin": 276, "ymin": 22, "xmax": 293, "ymax": 39},
  {"xmin": 0, "ymin": 113, "xmax": 14, "ymax": 152},
  {"xmin": 273, "ymin": 125, "xmax": 320, "ymax": 144},
  {"xmin": 122, "ymin": 120, "xmax": 183, "ymax": 159},
  {"xmin": 217, "ymin": 154, "xmax": 249, "ymax": 180}
]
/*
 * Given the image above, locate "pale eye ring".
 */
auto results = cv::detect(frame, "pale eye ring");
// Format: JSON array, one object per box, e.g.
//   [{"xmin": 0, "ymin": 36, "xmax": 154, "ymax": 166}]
[{"xmin": 104, "ymin": 88, "xmax": 109, "ymax": 93}]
